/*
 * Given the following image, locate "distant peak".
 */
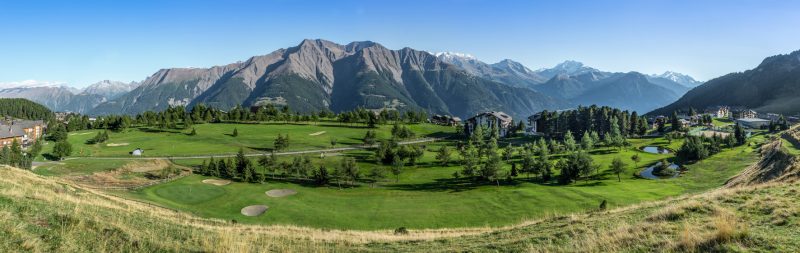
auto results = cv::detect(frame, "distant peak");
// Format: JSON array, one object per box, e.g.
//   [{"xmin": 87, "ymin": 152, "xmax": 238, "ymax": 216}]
[
  {"xmin": 554, "ymin": 60, "xmax": 585, "ymax": 69},
  {"xmin": 432, "ymin": 52, "xmax": 477, "ymax": 60}
]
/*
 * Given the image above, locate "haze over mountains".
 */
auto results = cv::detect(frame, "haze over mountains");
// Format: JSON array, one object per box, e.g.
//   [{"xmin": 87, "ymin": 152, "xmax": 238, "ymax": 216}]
[
  {"xmin": 434, "ymin": 54, "xmax": 699, "ymax": 113},
  {"xmin": 650, "ymin": 50, "xmax": 800, "ymax": 116},
  {"xmin": 0, "ymin": 80, "xmax": 139, "ymax": 114},
  {"xmin": 2, "ymin": 39, "xmax": 709, "ymax": 117}
]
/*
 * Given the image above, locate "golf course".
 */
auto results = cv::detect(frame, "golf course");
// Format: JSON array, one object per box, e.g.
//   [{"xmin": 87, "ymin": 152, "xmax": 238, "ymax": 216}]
[{"xmin": 32, "ymin": 120, "xmax": 767, "ymax": 230}]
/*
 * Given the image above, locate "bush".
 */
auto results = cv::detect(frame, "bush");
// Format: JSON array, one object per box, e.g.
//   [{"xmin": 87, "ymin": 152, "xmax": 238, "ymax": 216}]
[{"xmin": 394, "ymin": 227, "xmax": 409, "ymax": 235}]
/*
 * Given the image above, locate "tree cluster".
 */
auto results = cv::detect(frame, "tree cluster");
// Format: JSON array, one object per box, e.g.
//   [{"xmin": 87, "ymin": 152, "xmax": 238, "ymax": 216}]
[{"xmin": 535, "ymin": 105, "xmax": 648, "ymax": 139}]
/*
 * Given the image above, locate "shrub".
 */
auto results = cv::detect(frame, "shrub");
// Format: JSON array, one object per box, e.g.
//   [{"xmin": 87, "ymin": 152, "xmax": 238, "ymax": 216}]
[{"xmin": 394, "ymin": 227, "xmax": 409, "ymax": 235}]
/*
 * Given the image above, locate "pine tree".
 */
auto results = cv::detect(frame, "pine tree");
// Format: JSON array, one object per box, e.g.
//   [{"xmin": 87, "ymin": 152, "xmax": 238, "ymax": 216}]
[
  {"xmin": 232, "ymin": 127, "xmax": 239, "ymax": 137},
  {"xmin": 581, "ymin": 131, "xmax": 594, "ymax": 151},
  {"xmin": 563, "ymin": 130, "xmax": 577, "ymax": 152},
  {"xmin": 435, "ymin": 145, "xmax": 452, "ymax": 166}
]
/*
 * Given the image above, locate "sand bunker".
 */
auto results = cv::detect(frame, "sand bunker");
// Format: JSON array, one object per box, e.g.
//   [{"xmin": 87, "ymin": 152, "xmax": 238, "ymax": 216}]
[
  {"xmin": 69, "ymin": 132, "xmax": 93, "ymax": 136},
  {"xmin": 266, "ymin": 189, "xmax": 297, "ymax": 197},
  {"xmin": 202, "ymin": 179, "xmax": 231, "ymax": 186},
  {"xmin": 106, "ymin": 143, "xmax": 130, "ymax": 147},
  {"xmin": 241, "ymin": 205, "xmax": 269, "ymax": 216},
  {"xmin": 309, "ymin": 131, "xmax": 326, "ymax": 136}
]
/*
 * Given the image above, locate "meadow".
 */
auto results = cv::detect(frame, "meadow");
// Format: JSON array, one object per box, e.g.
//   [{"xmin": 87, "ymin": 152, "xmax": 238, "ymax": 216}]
[
  {"xmin": 44, "ymin": 122, "xmax": 454, "ymax": 157},
  {"xmin": 120, "ymin": 134, "xmax": 763, "ymax": 229}
]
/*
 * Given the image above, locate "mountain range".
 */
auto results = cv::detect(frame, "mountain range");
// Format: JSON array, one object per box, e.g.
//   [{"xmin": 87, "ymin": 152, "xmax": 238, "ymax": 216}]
[
  {"xmin": 0, "ymin": 80, "xmax": 139, "ymax": 113},
  {"xmin": 2, "ymin": 39, "xmax": 705, "ymax": 117},
  {"xmin": 90, "ymin": 39, "xmax": 568, "ymax": 118},
  {"xmin": 434, "ymin": 53, "xmax": 699, "ymax": 113},
  {"xmin": 650, "ymin": 50, "xmax": 800, "ymax": 116}
]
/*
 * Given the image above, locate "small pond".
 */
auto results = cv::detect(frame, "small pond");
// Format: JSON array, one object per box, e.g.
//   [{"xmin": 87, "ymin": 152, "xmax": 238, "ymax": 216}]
[
  {"xmin": 641, "ymin": 146, "xmax": 671, "ymax": 154},
  {"xmin": 640, "ymin": 162, "xmax": 680, "ymax": 179}
]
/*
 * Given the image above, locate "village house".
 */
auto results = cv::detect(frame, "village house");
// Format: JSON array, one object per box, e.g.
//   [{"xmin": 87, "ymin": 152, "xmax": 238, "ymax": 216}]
[
  {"xmin": 431, "ymin": 114, "xmax": 461, "ymax": 126},
  {"xmin": 730, "ymin": 108, "xmax": 757, "ymax": 120},
  {"xmin": 678, "ymin": 119, "xmax": 692, "ymax": 129},
  {"xmin": 464, "ymin": 111, "xmax": 513, "ymax": 137},
  {"xmin": 704, "ymin": 106, "xmax": 730, "ymax": 118},
  {"xmin": 525, "ymin": 113, "xmax": 542, "ymax": 136},
  {"xmin": 0, "ymin": 120, "xmax": 46, "ymax": 147}
]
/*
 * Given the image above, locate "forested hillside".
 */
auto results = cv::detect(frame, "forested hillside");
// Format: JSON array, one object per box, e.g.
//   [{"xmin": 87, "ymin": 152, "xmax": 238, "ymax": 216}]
[{"xmin": 0, "ymin": 98, "xmax": 53, "ymax": 120}]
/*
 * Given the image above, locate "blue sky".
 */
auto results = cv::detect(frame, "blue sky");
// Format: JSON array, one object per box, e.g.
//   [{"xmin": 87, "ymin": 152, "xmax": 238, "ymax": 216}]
[{"xmin": 1, "ymin": 0, "xmax": 799, "ymax": 88}]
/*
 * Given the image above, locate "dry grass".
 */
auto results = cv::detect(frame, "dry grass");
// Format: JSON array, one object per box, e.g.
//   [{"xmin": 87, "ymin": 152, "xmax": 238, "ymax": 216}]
[{"xmin": 1, "ymin": 166, "xmax": 798, "ymax": 252}]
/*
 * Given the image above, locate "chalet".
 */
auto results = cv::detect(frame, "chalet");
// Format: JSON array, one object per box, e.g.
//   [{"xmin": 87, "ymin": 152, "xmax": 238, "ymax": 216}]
[
  {"xmin": 762, "ymin": 113, "xmax": 782, "ymax": 122},
  {"xmin": 678, "ymin": 119, "xmax": 691, "ymax": 129},
  {"xmin": 431, "ymin": 115, "xmax": 461, "ymax": 126},
  {"xmin": 0, "ymin": 120, "xmax": 46, "ymax": 147},
  {"xmin": 525, "ymin": 113, "xmax": 543, "ymax": 136},
  {"xmin": 704, "ymin": 106, "xmax": 730, "ymax": 118},
  {"xmin": 730, "ymin": 108, "xmax": 757, "ymax": 120},
  {"xmin": 0, "ymin": 125, "xmax": 23, "ymax": 147},
  {"xmin": 464, "ymin": 111, "xmax": 513, "ymax": 137}
]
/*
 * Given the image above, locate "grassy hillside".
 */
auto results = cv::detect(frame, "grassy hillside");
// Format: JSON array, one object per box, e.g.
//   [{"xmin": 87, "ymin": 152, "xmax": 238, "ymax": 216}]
[{"xmin": 2, "ymin": 165, "xmax": 799, "ymax": 252}]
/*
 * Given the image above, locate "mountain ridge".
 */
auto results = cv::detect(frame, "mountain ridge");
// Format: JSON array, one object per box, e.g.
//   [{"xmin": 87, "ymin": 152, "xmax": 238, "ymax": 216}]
[
  {"xmin": 91, "ymin": 39, "xmax": 570, "ymax": 118},
  {"xmin": 649, "ymin": 49, "xmax": 800, "ymax": 116}
]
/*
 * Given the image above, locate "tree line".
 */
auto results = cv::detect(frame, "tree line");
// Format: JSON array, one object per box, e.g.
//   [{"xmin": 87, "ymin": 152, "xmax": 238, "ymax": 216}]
[
  {"xmin": 536, "ymin": 105, "xmax": 649, "ymax": 140},
  {"xmin": 0, "ymin": 98, "xmax": 53, "ymax": 121}
]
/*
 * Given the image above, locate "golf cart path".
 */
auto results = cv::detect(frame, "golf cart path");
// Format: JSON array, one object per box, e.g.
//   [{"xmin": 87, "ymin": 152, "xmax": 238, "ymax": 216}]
[{"xmin": 61, "ymin": 137, "xmax": 443, "ymax": 161}]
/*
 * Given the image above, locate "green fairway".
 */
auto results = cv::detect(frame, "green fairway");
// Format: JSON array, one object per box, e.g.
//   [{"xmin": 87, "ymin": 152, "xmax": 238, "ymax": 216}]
[
  {"xmin": 44, "ymin": 122, "xmax": 455, "ymax": 157},
  {"xmin": 123, "ymin": 135, "xmax": 764, "ymax": 230},
  {"xmin": 712, "ymin": 118, "xmax": 734, "ymax": 127}
]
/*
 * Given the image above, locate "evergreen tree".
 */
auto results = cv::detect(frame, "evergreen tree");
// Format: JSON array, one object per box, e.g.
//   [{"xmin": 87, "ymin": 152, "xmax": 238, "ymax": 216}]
[
  {"xmin": 563, "ymin": 130, "xmax": 577, "ymax": 151},
  {"xmin": 243, "ymin": 162, "xmax": 255, "ymax": 183},
  {"xmin": 580, "ymin": 131, "xmax": 594, "ymax": 151},
  {"xmin": 503, "ymin": 144, "xmax": 514, "ymax": 162},
  {"xmin": 208, "ymin": 157, "xmax": 219, "ymax": 177},
  {"xmin": 461, "ymin": 141, "xmax": 479, "ymax": 178},
  {"xmin": 435, "ymin": 145, "xmax": 453, "ymax": 166},
  {"xmin": 363, "ymin": 130, "xmax": 377, "ymax": 146},
  {"xmin": 232, "ymin": 127, "xmax": 239, "ymax": 137},
  {"xmin": 367, "ymin": 167, "xmax": 386, "ymax": 187},
  {"xmin": 670, "ymin": 111, "xmax": 682, "ymax": 132},
  {"xmin": 235, "ymin": 148, "xmax": 248, "ymax": 178},
  {"xmin": 313, "ymin": 165, "xmax": 330, "ymax": 186},
  {"xmin": 734, "ymin": 123, "xmax": 746, "ymax": 145},
  {"xmin": 480, "ymin": 137, "xmax": 502, "ymax": 185},
  {"xmin": 340, "ymin": 157, "xmax": 360, "ymax": 186}
]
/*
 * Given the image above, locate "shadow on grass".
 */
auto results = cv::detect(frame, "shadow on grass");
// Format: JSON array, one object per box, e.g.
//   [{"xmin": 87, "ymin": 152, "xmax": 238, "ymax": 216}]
[
  {"xmin": 42, "ymin": 153, "xmax": 61, "ymax": 161},
  {"xmin": 385, "ymin": 177, "xmax": 483, "ymax": 192},
  {"xmin": 137, "ymin": 127, "xmax": 183, "ymax": 134}
]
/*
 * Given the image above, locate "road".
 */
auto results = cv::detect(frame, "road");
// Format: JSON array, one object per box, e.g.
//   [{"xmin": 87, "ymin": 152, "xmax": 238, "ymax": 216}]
[{"xmin": 57, "ymin": 137, "xmax": 444, "ymax": 161}]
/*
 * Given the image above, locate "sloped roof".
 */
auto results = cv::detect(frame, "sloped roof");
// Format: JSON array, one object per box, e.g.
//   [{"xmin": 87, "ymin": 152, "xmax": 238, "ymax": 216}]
[{"xmin": 0, "ymin": 125, "xmax": 25, "ymax": 139}]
